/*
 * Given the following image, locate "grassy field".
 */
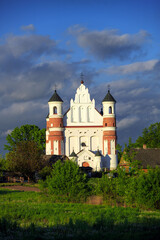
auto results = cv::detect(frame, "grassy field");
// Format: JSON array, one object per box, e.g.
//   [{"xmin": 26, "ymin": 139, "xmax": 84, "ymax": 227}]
[{"xmin": 1, "ymin": 187, "xmax": 160, "ymax": 239}]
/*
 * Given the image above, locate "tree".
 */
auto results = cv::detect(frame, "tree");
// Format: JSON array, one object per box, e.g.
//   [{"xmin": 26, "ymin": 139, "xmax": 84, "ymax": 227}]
[
  {"xmin": 116, "ymin": 144, "xmax": 123, "ymax": 163},
  {"xmin": 43, "ymin": 160, "xmax": 89, "ymax": 200},
  {"xmin": 0, "ymin": 155, "xmax": 7, "ymax": 177},
  {"xmin": 4, "ymin": 125, "xmax": 46, "ymax": 152},
  {"xmin": 135, "ymin": 122, "xmax": 160, "ymax": 148},
  {"xmin": 6, "ymin": 140, "xmax": 45, "ymax": 181}
]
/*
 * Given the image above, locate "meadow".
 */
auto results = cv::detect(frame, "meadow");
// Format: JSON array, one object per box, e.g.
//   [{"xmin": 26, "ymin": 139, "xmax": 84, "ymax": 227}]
[{"xmin": 1, "ymin": 187, "xmax": 160, "ymax": 240}]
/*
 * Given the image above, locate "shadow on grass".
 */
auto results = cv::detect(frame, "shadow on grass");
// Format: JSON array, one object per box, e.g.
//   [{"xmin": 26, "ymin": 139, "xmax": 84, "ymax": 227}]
[
  {"xmin": 1, "ymin": 217, "xmax": 160, "ymax": 240},
  {"xmin": 0, "ymin": 190, "xmax": 22, "ymax": 195}
]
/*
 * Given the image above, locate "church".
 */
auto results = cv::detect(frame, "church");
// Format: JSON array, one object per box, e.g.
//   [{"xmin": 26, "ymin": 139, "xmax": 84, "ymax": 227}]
[{"xmin": 46, "ymin": 79, "xmax": 118, "ymax": 171}]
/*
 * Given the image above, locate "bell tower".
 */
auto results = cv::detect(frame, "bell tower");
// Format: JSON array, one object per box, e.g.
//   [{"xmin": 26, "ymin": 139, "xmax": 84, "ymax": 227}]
[
  {"xmin": 102, "ymin": 89, "xmax": 117, "ymax": 170},
  {"xmin": 46, "ymin": 90, "xmax": 64, "ymax": 155}
]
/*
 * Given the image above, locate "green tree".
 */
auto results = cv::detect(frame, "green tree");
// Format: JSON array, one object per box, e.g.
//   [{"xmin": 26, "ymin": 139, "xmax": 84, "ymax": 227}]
[
  {"xmin": 116, "ymin": 144, "xmax": 123, "ymax": 163},
  {"xmin": 135, "ymin": 122, "xmax": 160, "ymax": 148},
  {"xmin": 123, "ymin": 140, "xmax": 142, "ymax": 175},
  {"xmin": 125, "ymin": 167, "xmax": 160, "ymax": 209},
  {"xmin": 43, "ymin": 160, "xmax": 89, "ymax": 200},
  {"xmin": 4, "ymin": 125, "xmax": 46, "ymax": 152},
  {"xmin": 0, "ymin": 155, "xmax": 7, "ymax": 177},
  {"xmin": 6, "ymin": 140, "xmax": 45, "ymax": 181}
]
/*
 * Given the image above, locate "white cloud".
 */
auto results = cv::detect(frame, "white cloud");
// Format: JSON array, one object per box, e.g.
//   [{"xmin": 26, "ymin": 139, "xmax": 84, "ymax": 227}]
[
  {"xmin": 106, "ymin": 59, "xmax": 159, "ymax": 75},
  {"xmin": 21, "ymin": 24, "xmax": 35, "ymax": 32},
  {"xmin": 117, "ymin": 116, "xmax": 139, "ymax": 129},
  {"xmin": 1, "ymin": 129, "xmax": 13, "ymax": 137}
]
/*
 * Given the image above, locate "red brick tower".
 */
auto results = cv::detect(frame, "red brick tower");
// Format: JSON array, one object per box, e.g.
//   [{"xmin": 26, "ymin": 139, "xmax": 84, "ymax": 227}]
[
  {"xmin": 46, "ymin": 90, "xmax": 64, "ymax": 155},
  {"xmin": 102, "ymin": 89, "xmax": 117, "ymax": 169}
]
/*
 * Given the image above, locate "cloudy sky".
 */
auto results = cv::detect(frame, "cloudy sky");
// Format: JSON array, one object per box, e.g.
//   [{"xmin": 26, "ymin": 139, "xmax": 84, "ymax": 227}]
[{"xmin": 0, "ymin": 0, "xmax": 160, "ymax": 155}]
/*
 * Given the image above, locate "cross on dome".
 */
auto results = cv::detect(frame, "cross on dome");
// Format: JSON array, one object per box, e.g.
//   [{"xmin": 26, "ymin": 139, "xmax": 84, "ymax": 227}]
[
  {"xmin": 108, "ymin": 84, "xmax": 111, "ymax": 92},
  {"xmin": 80, "ymin": 72, "xmax": 84, "ymax": 84}
]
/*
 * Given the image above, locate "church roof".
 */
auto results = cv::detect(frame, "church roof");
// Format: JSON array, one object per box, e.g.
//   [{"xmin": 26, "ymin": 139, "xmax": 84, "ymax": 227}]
[
  {"xmin": 95, "ymin": 150, "xmax": 102, "ymax": 156},
  {"xmin": 69, "ymin": 150, "xmax": 77, "ymax": 157},
  {"xmin": 48, "ymin": 90, "xmax": 63, "ymax": 102},
  {"xmin": 102, "ymin": 90, "xmax": 116, "ymax": 103}
]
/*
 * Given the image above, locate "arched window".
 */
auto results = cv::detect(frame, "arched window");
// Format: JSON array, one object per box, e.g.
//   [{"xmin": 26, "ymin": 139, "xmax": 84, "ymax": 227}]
[
  {"xmin": 81, "ymin": 142, "xmax": 86, "ymax": 147},
  {"xmin": 109, "ymin": 106, "xmax": 112, "ymax": 114},
  {"xmin": 53, "ymin": 106, "xmax": 57, "ymax": 114}
]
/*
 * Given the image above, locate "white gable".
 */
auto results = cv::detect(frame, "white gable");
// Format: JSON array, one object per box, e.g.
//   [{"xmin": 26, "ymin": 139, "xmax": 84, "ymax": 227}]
[
  {"xmin": 64, "ymin": 83, "xmax": 103, "ymax": 126},
  {"xmin": 77, "ymin": 148, "xmax": 101, "ymax": 171},
  {"xmin": 77, "ymin": 148, "xmax": 95, "ymax": 158}
]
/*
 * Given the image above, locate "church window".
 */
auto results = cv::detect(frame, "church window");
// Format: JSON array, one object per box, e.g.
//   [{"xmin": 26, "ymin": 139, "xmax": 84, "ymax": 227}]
[
  {"xmin": 109, "ymin": 106, "xmax": 112, "ymax": 114},
  {"xmin": 81, "ymin": 142, "xmax": 86, "ymax": 147},
  {"xmin": 53, "ymin": 106, "xmax": 57, "ymax": 114},
  {"xmin": 105, "ymin": 123, "xmax": 107, "ymax": 126}
]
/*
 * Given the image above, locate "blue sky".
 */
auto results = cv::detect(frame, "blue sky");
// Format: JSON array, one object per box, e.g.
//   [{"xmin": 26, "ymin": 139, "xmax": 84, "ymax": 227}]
[{"xmin": 0, "ymin": 0, "xmax": 160, "ymax": 155}]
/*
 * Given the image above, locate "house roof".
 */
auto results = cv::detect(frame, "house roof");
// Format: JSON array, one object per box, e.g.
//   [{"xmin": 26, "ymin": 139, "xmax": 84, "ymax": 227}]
[
  {"xmin": 48, "ymin": 90, "xmax": 63, "ymax": 102},
  {"xmin": 42, "ymin": 154, "xmax": 68, "ymax": 165},
  {"xmin": 102, "ymin": 90, "xmax": 116, "ymax": 103},
  {"xmin": 121, "ymin": 148, "xmax": 160, "ymax": 169}
]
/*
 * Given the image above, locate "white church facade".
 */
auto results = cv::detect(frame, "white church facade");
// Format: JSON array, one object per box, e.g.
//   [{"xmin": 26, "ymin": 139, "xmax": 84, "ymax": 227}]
[{"xmin": 46, "ymin": 80, "xmax": 118, "ymax": 171}]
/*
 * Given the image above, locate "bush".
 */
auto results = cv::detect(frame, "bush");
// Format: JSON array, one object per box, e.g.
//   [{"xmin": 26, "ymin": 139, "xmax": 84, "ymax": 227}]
[
  {"xmin": 125, "ymin": 167, "xmax": 160, "ymax": 209},
  {"xmin": 40, "ymin": 160, "xmax": 90, "ymax": 201},
  {"xmin": 94, "ymin": 173, "xmax": 116, "ymax": 198},
  {"xmin": 39, "ymin": 166, "xmax": 52, "ymax": 180}
]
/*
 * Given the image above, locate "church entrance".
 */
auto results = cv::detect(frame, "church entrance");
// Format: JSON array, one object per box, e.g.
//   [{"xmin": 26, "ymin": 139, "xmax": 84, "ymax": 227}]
[{"xmin": 82, "ymin": 162, "xmax": 90, "ymax": 167}]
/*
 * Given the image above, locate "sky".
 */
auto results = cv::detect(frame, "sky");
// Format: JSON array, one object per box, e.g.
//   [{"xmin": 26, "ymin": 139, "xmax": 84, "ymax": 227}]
[{"xmin": 0, "ymin": 0, "xmax": 160, "ymax": 155}]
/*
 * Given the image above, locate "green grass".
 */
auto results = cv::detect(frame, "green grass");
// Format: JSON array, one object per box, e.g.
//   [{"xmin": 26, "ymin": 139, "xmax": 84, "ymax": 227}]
[{"xmin": 0, "ymin": 188, "xmax": 160, "ymax": 239}]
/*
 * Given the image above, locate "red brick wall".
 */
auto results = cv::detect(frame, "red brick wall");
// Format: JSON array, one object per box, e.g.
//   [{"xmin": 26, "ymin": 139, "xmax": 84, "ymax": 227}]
[
  {"xmin": 103, "ymin": 118, "xmax": 116, "ymax": 127},
  {"xmin": 46, "ymin": 118, "xmax": 63, "ymax": 129}
]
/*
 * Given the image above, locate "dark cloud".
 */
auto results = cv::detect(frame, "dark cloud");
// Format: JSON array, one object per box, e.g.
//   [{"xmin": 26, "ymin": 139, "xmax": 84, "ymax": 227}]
[
  {"xmin": 0, "ymin": 33, "xmax": 69, "ymax": 76},
  {"xmin": 0, "ymin": 31, "xmax": 97, "ymax": 156},
  {"xmin": 0, "ymin": 26, "xmax": 159, "ymax": 155},
  {"xmin": 68, "ymin": 25, "xmax": 150, "ymax": 61},
  {"xmin": 90, "ymin": 77, "xmax": 160, "ymax": 146},
  {"xmin": 0, "ymin": 32, "xmax": 78, "ymax": 106},
  {"xmin": 5, "ymin": 34, "xmax": 67, "ymax": 59}
]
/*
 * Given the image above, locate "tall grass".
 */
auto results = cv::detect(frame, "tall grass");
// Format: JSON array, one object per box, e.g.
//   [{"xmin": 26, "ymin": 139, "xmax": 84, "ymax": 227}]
[
  {"xmin": 1, "ymin": 188, "xmax": 160, "ymax": 239},
  {"xmin": 0, "ymin": 189, "xmax": 139, "ymax": 226}
]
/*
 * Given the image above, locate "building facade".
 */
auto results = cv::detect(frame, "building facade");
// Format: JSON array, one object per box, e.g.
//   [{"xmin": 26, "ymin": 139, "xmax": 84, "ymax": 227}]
[{"xmin": 46, "ymin": 81, "xmax": 118, "ymax": 170}]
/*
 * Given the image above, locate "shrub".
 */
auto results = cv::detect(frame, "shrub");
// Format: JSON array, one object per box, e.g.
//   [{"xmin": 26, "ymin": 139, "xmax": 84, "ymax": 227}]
[
  {"xmin": 41, "ymin": 160, "xmax": 90, "ymax": 201},
  {"xmin": 39, "ymin": 166, "xmax": 52, "ymax": 180},
  {"xmin": 95, "ymin": 173, "xmax": 116, "ymax": 198},
  {"xmin": 125, "ymin": 167, "xmax": 160, "ymax": 209}
]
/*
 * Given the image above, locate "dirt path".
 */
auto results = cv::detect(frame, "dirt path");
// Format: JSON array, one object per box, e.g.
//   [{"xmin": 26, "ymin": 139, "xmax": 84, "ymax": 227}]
[
  {"xmin": 1, "ymin": 186, "xmax": 104, "ymax": 205},
  {"xmin": 1, "ymin": 185, "xmax": 40, "ymax": 192}
]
